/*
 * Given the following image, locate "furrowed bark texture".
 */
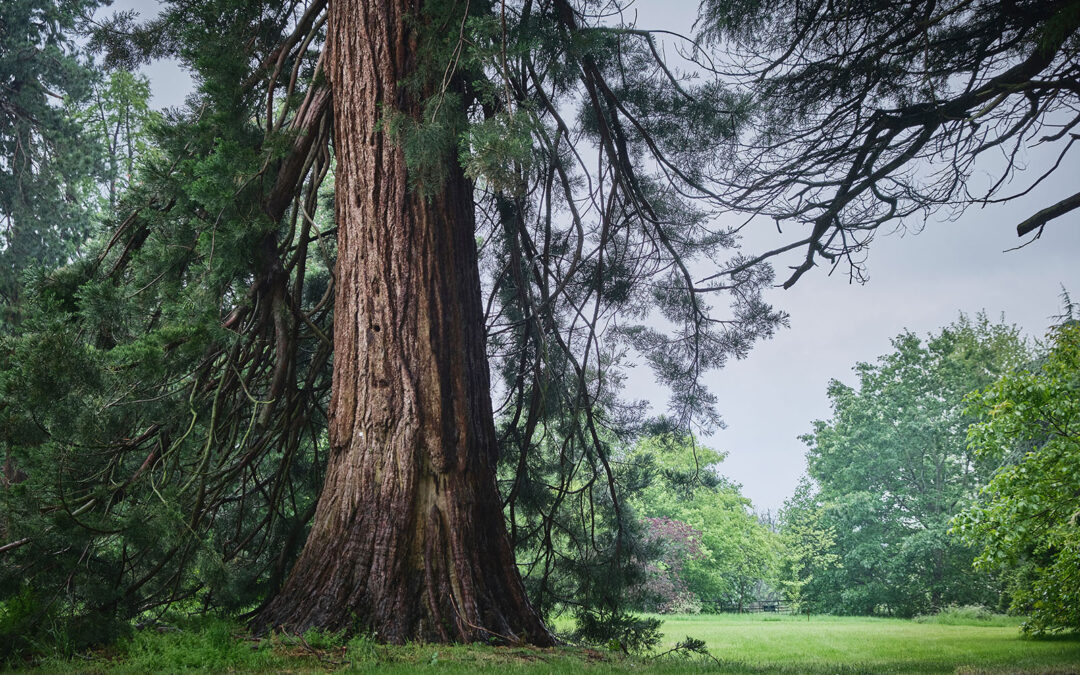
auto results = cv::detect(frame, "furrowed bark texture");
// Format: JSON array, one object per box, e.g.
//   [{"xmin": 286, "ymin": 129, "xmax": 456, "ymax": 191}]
[{"xmin": 256, "ymin": 0, "xmax": 552, "ymax": 646}]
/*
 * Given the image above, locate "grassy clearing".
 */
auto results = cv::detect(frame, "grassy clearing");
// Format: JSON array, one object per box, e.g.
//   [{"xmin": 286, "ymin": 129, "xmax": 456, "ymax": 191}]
[
  {"xmin": 650, "ymin": 613, "xmax": 1080, "ymax": 673},
  {"xmin": 11, "ymin": 613, "xmax": 1080, "ymax": 673}
]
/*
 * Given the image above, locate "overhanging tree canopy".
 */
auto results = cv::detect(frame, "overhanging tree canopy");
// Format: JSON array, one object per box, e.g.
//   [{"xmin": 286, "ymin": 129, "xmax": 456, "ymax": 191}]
[{"xmin": 697, "ymin": 0, "xmax": 1080, "ymax": 287}]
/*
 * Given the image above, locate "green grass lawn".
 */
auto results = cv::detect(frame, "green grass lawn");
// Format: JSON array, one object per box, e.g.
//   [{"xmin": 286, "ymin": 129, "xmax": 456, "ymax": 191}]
[
  {"xmin": 16, "ymin": 613, "xmax": 1080, "ymax": 673},
  {"xmin": 647, "ymin": 613, "xmax": 1080, "ymax": 673}
]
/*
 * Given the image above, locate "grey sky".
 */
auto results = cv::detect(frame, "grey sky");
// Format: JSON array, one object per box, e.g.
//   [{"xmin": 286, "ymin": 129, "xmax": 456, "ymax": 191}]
[
  {"xmin": 707, "ymin": 181, "xmax": 1078, "ymax": 515},
  {"xmin": 626, "ymin": 1, "xmax": 1080, "ymax": 514},
  {"xmin": 110, "ymin": 0, "xmax": 1079, "ymax": 514}
]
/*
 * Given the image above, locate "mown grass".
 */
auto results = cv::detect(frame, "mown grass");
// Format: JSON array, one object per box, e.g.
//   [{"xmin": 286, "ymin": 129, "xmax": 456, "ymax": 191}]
[
  {"xmin": 647, "ymin": 613, "xmax": 1080, "ymax": 673},
  {"xmin": 12, "ymin": 613, "xmax": 1080, "ymax": 673}
]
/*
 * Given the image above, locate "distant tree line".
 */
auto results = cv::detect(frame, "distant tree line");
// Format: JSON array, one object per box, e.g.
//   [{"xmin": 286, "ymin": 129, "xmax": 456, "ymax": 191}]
[{"xmin": 774, "ymin": 310, "xmax": 1080, "ymax": 635}]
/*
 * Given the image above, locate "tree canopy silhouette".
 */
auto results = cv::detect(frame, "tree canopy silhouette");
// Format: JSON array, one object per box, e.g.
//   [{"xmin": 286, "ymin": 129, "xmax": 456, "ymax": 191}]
[{"xmin": 698, "ymin": 0, "xmax": 1080, "ymax": 286}]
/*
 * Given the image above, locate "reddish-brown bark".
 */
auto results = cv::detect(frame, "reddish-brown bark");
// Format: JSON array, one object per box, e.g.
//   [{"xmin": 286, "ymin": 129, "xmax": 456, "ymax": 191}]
[{"xmin": 254, "ymin": 0, "xmax": 552, "ymax": 645}]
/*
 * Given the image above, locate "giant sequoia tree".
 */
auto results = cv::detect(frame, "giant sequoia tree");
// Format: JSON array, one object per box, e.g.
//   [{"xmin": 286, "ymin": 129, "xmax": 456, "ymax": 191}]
[
  {"xmin": 253, "ymin": 0, "xmax": 550, "ymax": 642},
  {"xmin": 2, "ymin": 0, "xmax": 782, "ymax": 648},
  {"xmin": 3, "ymin": 0, "xmax": 1075, "ymax": 651}
]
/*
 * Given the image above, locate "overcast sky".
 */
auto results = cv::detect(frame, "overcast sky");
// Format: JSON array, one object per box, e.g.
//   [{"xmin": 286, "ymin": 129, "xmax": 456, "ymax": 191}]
[
  {"xmin": 626, "ymin": 1, "xmax": 1080, "ymax": 513},
  {"xmin": 113, "ymin": 0, "xmax": 1079, "ymax": 514},
  {"xmin": 707, "ymin": 183, "xmax": 1078, "ymax": 515}
]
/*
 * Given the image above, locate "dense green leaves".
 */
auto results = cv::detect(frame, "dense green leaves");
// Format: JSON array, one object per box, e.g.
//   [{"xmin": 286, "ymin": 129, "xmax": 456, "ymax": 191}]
[
  {"xmin": 623, "ymin": 435, "xmax": 777, "ymax": 613},
  {"xmin": 791, "ymin": 316, "xmax": 1030, "ymax": 616},
  {"xmin": 2, "ymin": 0, "xmax": 335, "ymax": 656},
  {"xmin": 953, "ymin": 321, "xmax": 1080, "ymax": 634},
  {"xmin": 776, "ymin": 478, "xmax": 839, "ymax": 615}
]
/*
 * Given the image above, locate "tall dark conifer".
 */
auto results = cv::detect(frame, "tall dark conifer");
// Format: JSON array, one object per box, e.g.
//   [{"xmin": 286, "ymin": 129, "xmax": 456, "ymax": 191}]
[
  {"xmin": 3, "ymin": 0, "xmax": 787, "ymax": 649},
  {"xmin": 0, "ymin": 0, "xmax": 104, "ymax": 314}
]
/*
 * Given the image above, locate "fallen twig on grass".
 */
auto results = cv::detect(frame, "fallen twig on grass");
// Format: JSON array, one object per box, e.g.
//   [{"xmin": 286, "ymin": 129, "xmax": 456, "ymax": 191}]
[{"xmin": 648, "ymin": 636, "xmax": 723, "ymax": 667}]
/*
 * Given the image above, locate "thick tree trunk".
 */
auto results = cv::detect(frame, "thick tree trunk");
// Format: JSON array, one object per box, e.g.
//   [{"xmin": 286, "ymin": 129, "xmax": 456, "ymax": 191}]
[{"xmin": 254, "ymin": 0, "xmax": 552, "ymax": 645}]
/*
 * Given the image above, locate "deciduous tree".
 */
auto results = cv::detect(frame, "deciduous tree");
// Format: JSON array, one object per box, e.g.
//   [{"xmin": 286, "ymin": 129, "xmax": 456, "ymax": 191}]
[
  {"xmin": 799, "ymin": 316, "xmax": 1029, "ymax": 615},
  {"xmin": 777, "ymin": 478, "xmax": 839, "ymax": 616},
  {"xmin": 953, "ymin": 317, "xmax": 1080, "ymax": 634},
  {"xmin": 624, "ymin": 434, "xmax": 777, "ymax": 613}
]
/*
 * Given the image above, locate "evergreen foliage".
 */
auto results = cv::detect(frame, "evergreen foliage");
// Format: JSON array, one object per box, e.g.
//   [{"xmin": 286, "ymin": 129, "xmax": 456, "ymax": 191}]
[
  {"xmin": 0, "ymin": 0, "xmax": 106, "ymax": 314},
  {"xmin": 1, "ymin": 0, "xmax": 787, "ymax": 652},
  {"xmin": 2, "ymin": 0, "xmax": 334, "ymax": 656},
  {"xmin": 623, "ymin": 434, "xmax": 778, "ymax": 613},
  {"xmin": 74, "ymin": 70, "xmax": 158, "ymax": 212}
]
